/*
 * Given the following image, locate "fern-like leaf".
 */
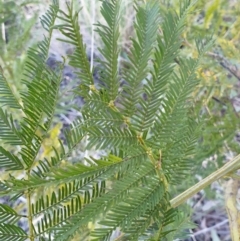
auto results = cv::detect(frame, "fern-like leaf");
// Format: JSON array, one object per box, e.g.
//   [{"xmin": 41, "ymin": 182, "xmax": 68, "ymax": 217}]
[
  {"xmin": 0, "ymin": 223, "xmax": 27, "ymax": 241},
  {"xmin": 0, "ymin": 108, "xmax": 23, "ymax": 145},
  {"xmin": 95, "ymin": 0, "xmax": 122, "ymax": 101},
  {"xmin": 91, "ymin": 177, "xmax": 167, "ymax": 240},
  {"xmin": 0, "ymin": 204, "xmax": 22, "ymax": 224},
  {"xmin": 0, "ymin": 0, "xmax": 217, "ymax": 240},
  {"xmin": 55, "ymin": 1, "xmax": 94, "ymax": 88},
  {"xmin": 0, "ymin": 68, "xmax": 21, "ymax": 109},
  {"xmin": 0, "ymin": 147, "xmax": 24, "ymax": 170},
  {"xmin": 120, "ymin": 1, "xmax": 160, "ymax": 117},
  {"xmin": 132, "ymin": 0, "xmax": 196, "ymax": 132}
]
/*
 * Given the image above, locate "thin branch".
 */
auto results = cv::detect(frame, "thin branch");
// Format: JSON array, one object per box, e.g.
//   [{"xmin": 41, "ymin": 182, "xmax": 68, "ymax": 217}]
[
  {"xmin": 170, "ymin": 154, "xmax": 240, "ymax": 208},
  {"xmin": 208, "ymin": 52, "xmax": 240, "ymax": 81},
  {"xmin": 224, "ymin": 178, "xmax": 240, "ymax": 241},
  {"xmin": 190, "ymin": 219, "xmax": 229, "ymax": 238},
  {"xmin": 26, "ymin": 169, "xmax": 34, "ymax": 241},
  {"xmin": 183, "ymin": 39, "xmax": 240, "ymax": 81}
]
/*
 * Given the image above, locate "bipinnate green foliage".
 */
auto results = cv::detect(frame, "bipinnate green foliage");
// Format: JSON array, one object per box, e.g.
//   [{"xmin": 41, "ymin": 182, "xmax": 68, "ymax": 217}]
[{"xmin": 0, "ymin": 0, "xmax": 214, "ymax": 240}]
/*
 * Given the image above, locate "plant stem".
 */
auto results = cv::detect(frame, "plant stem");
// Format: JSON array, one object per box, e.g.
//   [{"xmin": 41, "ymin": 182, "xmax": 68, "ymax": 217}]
[
  {"xmin": 26, "ymin": 169, "xmax": 34, "ymax": 241},
  {"xmin": 170, "ymin": 154, "xmax": 240, "ymax": 208},
  {"xmin": 224, "ymin": 178, "xmax": 240, "ymax": 241}
]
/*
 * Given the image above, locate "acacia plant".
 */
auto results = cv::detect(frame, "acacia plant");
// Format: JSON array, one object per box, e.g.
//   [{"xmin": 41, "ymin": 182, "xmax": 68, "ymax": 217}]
[{"xmin": 1, "ymin": 0, "xmax": 239, "ymax": 240}]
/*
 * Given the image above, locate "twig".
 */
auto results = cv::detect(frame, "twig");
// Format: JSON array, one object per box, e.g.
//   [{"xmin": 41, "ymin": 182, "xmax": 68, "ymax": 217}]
[
  {"xmin": 224, "ymin": 178, "xmax": 240, "ymax": 241},
  {"xmin": 208, "ymin": 52, "xmax": 240, "ymax": 81},
  {"xmin": 190, "ymin": 219, "xmax": 229, "ymax": 238},
  {"xmin": 182, "ymin": 39, "xmax": 240, "ymax": 81},
  {"xmin": 170, "ymin": 154, "xmax": 240, "ymax": 208}
]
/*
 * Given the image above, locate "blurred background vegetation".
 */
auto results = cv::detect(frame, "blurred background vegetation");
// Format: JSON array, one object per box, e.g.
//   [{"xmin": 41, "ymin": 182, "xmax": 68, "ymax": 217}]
[{"xmin": 0, "ymin": 0, "xmax": 240, "ymax": 240}]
